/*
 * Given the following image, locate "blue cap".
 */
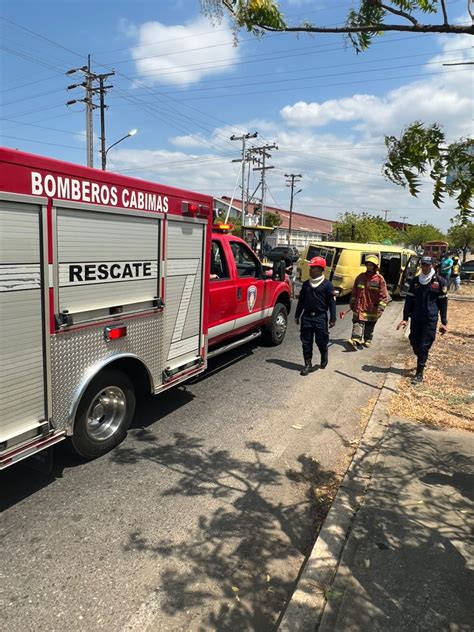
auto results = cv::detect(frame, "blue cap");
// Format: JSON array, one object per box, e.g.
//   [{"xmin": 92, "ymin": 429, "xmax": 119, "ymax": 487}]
[{"xmin": 420, "ymin": 256, "xmax": 433, "ymax": 265}]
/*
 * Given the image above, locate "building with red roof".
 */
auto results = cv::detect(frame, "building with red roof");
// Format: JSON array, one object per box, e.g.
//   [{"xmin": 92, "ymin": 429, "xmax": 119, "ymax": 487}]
[{"xmin": 216, "ymin": 196, "xmax": 334, "ymax": 249}]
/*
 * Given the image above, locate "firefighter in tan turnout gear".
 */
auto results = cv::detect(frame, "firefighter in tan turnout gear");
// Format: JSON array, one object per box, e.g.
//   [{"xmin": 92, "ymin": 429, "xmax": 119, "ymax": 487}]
[{"xmin": 347, "ymin": 255, "xmax": 389, "ymax": 349}]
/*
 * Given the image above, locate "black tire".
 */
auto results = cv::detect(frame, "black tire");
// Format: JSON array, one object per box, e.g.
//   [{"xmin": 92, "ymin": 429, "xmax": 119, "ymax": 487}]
[
  {"xmin": 70, "ymin": 369, "xmax": 135, "ymax": 459},
  {"xmin": 263, "ymin": 302, "xmax": 288, "ymax": 346}
]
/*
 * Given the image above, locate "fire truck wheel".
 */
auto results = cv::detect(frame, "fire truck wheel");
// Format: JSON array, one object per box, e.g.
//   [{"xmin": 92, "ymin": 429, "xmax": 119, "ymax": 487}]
[
  {"xmin": 71, "ymin": 369, "xmax": 136, "ymax": 459},
  {"xmin": 264, "ymin": 303, "xmax": 288, "ymax": 346}
]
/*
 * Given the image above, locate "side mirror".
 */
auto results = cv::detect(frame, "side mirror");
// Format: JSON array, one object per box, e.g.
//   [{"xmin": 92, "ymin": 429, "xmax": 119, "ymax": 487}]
[{"xmin": 272, "ymin": 259, "xmax": 286, "ymax": 281}]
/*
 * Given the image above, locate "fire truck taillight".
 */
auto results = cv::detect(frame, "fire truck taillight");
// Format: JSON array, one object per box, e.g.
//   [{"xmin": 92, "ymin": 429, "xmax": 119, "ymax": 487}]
[{"xmin": 104, "ymin": 324, "xmax": 127, "ymax": 341}]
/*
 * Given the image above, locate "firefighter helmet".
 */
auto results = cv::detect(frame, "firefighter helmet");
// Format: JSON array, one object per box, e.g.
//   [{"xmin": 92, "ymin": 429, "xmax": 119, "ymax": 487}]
[
  {"xmin": 365, "ymin": 255, "xmax": 379, "ymax": 266},
  {"xmin": 309, "ymin": 256, "xmax": 327, "ymax": 269}
]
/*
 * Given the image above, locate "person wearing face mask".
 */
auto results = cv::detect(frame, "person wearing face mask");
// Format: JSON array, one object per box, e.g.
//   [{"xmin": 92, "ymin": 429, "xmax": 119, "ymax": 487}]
[
  {"xmin": 397, "ymin": 256, "xmax": 448, "ymax": 384},
  {"xmin": 347, "ymin": 255, "xmax": 389, "ymax": 350},
  {"xmin": 295, "ymin": 256, "xmax": 337, "ymax": 376}
]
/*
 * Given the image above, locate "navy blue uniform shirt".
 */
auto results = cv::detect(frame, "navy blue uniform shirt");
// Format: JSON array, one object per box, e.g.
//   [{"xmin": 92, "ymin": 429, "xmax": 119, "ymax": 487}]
[
  {"xmin": 295, "ymin": 279, "xmax": 337, "ymax": 322},
  {"xmin": 403, "ymin": 274, "xmax": 448, "ymax": 324}
]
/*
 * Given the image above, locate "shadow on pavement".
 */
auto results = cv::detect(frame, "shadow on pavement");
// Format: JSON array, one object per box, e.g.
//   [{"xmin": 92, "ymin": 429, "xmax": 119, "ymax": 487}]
[
  {"xmin": 113, "ymin": 434, "xmax": 339, "ymax": 631},
  {"xmin": 317, "ymin": 420, "xmax": 474, "ymax": 632},
  {"xmin": 266, "ymin": 358, "xmax": 303, "ymax": 372},
  {"xmin": 0, "ymin": 442, "xmax": 81, "ymax": 512},
  {"xmin": 1, "ymin": 343, "xmax": 261, "ymax": 510},
  {"xmin": 328, "ymin": 338, "xmax": 356, "ymax": 352},
  {"xmin": 361, "ymin": 364, "xmax": 411, "ymax": 376},
  {"xmin": 334, "ymin": 369, "xmax": 384, "ymax": 390}
]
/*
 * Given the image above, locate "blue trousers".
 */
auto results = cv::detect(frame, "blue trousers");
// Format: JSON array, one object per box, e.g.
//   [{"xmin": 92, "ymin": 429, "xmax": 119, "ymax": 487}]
[
  {"xmin": 300, "ymin": 314, "xmax": 329, "ymax": 360},
  {"xmin": 409, "ymin": 319, "xmax": 437, "ymax": 368}
]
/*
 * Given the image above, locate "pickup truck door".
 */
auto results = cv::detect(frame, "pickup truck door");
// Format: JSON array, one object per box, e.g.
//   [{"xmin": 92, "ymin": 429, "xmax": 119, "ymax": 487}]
[
  {"xmin": 208, "ymin": 239, "xmax": 238, "ymax": 340},
  {"xmin": 228, "ymin": 240, "xmax": 265, "ymax": 327}
]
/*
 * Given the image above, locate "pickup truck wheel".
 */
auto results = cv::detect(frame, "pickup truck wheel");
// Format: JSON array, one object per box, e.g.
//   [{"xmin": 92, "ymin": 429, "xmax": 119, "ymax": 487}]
[
  {"xmin": 71, "ymin": 369, "xmax": 135, "ymax": 459},
  {"xmin": 264, "ymin": 303, "xmax": 288, "ymax": 346}
]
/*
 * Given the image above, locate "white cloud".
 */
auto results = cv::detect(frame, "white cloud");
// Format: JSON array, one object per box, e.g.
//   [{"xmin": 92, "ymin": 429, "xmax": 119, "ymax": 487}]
[
  {"xmin": 106, "ymin": 37, "xmax": 469, "ymax": 231},
  {"xmin": 280, "ymin": 36, "xmax": 473, "ymax": 140},
  {"xmin": 127, "ymin": 17, "xmax": 240, "ymax": 86},
  {"xmin": 170, "ymin": 133, "xmax": 207, "ymax": 148},
  {"xmin": 108, "ymin": 148, "xmax": 241, "ymax": 194}
]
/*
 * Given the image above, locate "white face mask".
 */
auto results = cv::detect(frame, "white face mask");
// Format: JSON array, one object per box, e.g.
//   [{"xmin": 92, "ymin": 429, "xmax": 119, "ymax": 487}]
[
  {"xmin": 310, "ymin": 274, "xmax": 325, "ymax": 288},
  {"xmin": 419, "ymin": 268, "xmax": 435, "ymax": 285}
]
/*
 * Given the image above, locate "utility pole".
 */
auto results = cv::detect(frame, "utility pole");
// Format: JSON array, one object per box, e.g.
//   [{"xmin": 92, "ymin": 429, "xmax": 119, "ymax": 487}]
[
  {"xmin": 252, "ymin": 143, "xmax": 278, "ymax": 226},
  {"xmin": 86, "ymin": 55, "xmax": 94, "ymax": 168},
  {"xmin": 66, "ymin": 58, "xmax": 114, "ymax": 169},
  {"xmin": 382, "ymin": 209, "xmax": 390, "ymax": 222},
  {"xmin": 231, "ymin": 132, "xmax": 258, "ymax": 227},
  {"xmin": 285, "ymin": 173, "xmax": 302, "ymax": 246},
  {"xmin": 96, "ymin": 73, "xmax": 115, "ymax": 170},
  {"xmin": 400, "ymin": 215, "xmax": 409, "ymax": 231},
  {"xmin": 244, "ymin": 148, "xmax": 262, "ymax": 224}
]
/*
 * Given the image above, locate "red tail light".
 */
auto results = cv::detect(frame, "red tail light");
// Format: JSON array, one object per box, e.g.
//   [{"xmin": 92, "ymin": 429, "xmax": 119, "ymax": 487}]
[{"xmin": 104, "ymin": 324, "xmax": 127, "ymax": 341}]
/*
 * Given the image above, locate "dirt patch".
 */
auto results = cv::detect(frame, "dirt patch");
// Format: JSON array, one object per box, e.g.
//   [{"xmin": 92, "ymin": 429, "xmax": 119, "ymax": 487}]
[
  {"xmin": 456, "ymin": 282, "xmax": 474, "ymax": 296},
  {"xmin": 390, "ymin": 301, "xmax": 474, "ymax": 431}
]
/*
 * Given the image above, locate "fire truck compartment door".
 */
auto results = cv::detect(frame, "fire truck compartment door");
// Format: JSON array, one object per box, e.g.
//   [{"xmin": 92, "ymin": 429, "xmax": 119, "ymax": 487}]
[
  {"xmin": 0, "ymin": 199, "xmax": 48, "ymax": 448},
  {"xmin": 56, "ymin": 208, "xmax": 160, "ymax": 322},
  {"xmin": 164, "ymin": 220, "xmax": 205, "ymax": 370}
]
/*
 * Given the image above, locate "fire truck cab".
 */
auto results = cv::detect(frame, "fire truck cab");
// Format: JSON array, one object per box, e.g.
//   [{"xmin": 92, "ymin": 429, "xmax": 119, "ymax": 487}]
[
  {"xmin": 208, "ymin": 227, "xmax": 290, "ymax": 353},
  {"xmin": 0, "ymin": 148, "xmax": 290, "ymax": 469}
]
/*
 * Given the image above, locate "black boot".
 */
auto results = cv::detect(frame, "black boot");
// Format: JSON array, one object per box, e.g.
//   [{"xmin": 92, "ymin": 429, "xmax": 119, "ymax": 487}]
[
  {"xmin": 411, "ymin": 364, "xmax": 424, "ymax": 384},
  {"xmin": 300, "ymin": 358, "xmax": 312, "ymax": 376},
  {"xmin": 320, "ymin": 351, "xmax": 328, "ymax": 369}
]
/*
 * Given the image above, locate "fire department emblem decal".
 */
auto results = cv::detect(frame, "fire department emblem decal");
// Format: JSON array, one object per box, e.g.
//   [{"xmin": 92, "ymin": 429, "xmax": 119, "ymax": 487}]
[{"xmin": 247, "ymin": 285, "xmax": 257, "ymax": 312}]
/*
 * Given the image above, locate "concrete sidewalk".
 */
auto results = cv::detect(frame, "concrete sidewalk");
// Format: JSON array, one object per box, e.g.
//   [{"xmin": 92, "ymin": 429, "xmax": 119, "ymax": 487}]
[
  {"xmin": 318, "ymin": 418, "xmax": 474, "ymax": 632},
  {"xmin": 279, "ymin": 363, "xmax": 474, "ymax": 632}
]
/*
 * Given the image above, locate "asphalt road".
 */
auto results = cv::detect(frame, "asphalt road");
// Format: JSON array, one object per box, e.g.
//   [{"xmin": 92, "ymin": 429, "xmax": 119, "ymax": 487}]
[{"xmin": 1, "ymin": 300, "xmax": 406, "ymax": 632}]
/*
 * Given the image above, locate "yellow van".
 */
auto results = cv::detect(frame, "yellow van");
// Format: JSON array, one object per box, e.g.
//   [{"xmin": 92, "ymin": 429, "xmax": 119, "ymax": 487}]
[{"xmin": 296, "ymin": 242, "xmax": 417, "ymax": 296}]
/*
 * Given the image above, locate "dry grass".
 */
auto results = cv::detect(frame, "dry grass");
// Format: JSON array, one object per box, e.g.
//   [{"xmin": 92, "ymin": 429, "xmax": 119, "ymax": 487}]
[
  {"xmin": 390, "ymin": 300, "xmax": 474, "ymax": 431},
  {"xmin": 456, "ymin": 282, "xmax": 474, "ymax": 296}
]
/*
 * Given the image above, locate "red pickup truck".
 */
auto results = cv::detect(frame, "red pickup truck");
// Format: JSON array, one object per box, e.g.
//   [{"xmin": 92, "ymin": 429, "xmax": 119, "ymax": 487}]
[{"xmin": 208, "ymin": 226, "xmax": 291, "ymax": 355}]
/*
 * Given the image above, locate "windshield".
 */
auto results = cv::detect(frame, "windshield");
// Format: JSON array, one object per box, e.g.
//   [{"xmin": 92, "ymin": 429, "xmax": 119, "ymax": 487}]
[{"xmin": 306, "ymin": 245, "xmax": 335, "ymax": 268}]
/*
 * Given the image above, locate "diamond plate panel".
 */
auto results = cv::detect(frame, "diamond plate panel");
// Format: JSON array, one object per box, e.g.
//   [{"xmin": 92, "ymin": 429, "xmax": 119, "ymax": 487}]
[{"xmin": 51, "ymin": 313, "xmax": 164, "ymax": 430}]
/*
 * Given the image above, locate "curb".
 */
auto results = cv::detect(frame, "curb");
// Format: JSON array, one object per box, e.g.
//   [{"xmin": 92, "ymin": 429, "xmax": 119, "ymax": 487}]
[{"xmin": 278, "ymin": 353, "xmax": 407, "ymax": 632}]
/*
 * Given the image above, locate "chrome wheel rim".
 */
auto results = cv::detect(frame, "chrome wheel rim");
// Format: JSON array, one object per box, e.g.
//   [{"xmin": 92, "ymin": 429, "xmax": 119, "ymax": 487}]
[
  {"xmin": 86, "ymin": 386, "xmax": 126, "ymax": 441},
  {"xmin": 275, "ymin": 311, "xmax": 287, "ymax": 340}
]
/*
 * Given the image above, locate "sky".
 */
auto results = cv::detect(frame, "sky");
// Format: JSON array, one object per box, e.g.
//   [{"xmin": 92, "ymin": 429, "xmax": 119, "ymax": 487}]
[{"xmin": 1, "ymin": 0, "xmax": 472, "ymax": 231}]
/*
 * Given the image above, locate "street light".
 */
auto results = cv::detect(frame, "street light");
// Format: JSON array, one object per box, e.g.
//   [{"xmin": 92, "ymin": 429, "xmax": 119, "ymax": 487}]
[{"xmin": 102, "ymin": 129, "xmax": 138, "ymax": 170}]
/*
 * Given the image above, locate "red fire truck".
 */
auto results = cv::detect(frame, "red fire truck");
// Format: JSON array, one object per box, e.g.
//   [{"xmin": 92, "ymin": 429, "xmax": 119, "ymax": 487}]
[{"xmin": 0, "ymin": 148, "xmax": 291, "ymax": 469}]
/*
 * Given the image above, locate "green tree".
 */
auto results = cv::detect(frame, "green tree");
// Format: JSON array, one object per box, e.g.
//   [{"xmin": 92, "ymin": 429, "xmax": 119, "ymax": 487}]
[
  {"xmin": 403, "ymin": 222, "xmax": 446, "ymax": 248},
  {"xmin": 448, "ymin": 219, "xmax": 474, "ymax": 262},
  {"xmin": 201, "ymin": 1, "xmax": 473, "ymax": 51},
  {"xmin": 384, "ymin": 123, "xmax": 473, "ymax": 219},
  {"xmin": 333, "ymin": 212, "xmax": 401, "ymax": 243},
  {"xmin": 263, "ymin": 210, "xmax": 282, "ymax": 228}
]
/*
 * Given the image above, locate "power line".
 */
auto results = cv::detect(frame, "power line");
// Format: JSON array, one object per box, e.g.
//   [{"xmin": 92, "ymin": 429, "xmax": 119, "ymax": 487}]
[
  {"xmin": 2, "ymin": 134, "xmax": 85, "ymax": 150},
  {"xmin": 0, "ymin": 117, "xmax": 84, "ymax": 136},
  {"xmin": 165, "ymin": 67, "xmax": 470, "ymax": 101},
  {"xmin": 121, "ymin": 46, "xmax": 470, "ymax": 90},
  {"xmin": 117, "ymin": 34, "xmax": 430, "ymax": 81},
  {"xmin": 121, "ymin": 50, "xmax": 471, "ymax": 96}
]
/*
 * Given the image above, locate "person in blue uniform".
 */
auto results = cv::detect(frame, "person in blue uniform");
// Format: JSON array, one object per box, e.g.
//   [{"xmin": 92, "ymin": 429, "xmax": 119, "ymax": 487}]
[
  {"xmin": 295, "ymin": 256, "xmax": 337, "ymax": 376},
  {"xmin": 397, "ymin": 256, "xmax": 448, "ymax": 384}
]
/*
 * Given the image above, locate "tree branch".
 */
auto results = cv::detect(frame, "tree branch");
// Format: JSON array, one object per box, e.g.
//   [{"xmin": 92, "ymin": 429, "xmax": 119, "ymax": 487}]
[
  {"xmin": 253, "ymin": 22, "xmax": 474, "ymax": 36},
  {"xmin": 380, "ymin": 3, "xmax": 419, "ymax": 26},
  {"xmin": 440, "ymin": 0, "xmax": 449, "ymax": 25}
]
